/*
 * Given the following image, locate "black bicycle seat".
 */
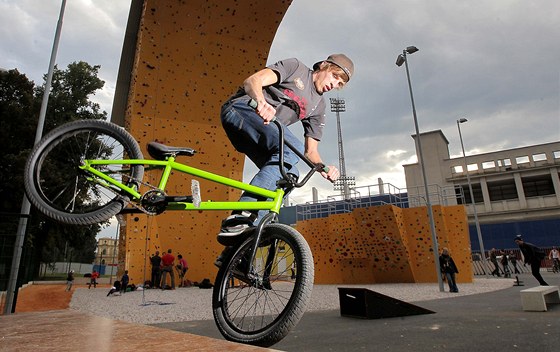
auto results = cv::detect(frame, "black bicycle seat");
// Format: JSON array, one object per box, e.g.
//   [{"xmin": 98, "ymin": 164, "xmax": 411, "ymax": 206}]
[{"xmin": 147, "ymin": 142, "xmax": 196, "ymax": 160}]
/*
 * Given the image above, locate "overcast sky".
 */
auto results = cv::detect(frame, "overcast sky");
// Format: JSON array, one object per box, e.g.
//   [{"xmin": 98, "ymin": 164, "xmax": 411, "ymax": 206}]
[{"xmin": 2, "ymin": 0, "xmax": 559, "ymax": 208}]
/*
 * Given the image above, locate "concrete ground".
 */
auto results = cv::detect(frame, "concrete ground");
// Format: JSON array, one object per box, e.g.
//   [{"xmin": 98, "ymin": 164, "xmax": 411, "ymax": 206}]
[{"xmin": 153, "ymin": 272, "xmax": 560, "ymax": 352}]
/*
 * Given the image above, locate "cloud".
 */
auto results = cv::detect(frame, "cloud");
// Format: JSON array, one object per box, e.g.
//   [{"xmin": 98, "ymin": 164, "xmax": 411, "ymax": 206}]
[{"xmin": 2, "ymin": 0, "xmax": 559, "ymax": 205}]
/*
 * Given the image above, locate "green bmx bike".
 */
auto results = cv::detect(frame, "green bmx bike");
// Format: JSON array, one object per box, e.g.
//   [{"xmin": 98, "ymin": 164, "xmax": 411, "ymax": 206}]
[{"xmin": 23, "ymin": 105, "xmax": 324, "ymax": 347}]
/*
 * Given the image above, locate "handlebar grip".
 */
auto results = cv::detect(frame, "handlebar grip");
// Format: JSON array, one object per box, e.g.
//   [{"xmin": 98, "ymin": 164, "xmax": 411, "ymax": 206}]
[
  {"xmin": 248, "ymin": 98, "xmax": 276, "ymax": 122},
  {"xmin": 248, "ymin": 99, "xmax": 258, "ymax": 109}
]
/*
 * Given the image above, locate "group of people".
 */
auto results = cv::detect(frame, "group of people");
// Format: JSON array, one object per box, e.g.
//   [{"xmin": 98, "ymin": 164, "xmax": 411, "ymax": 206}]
[
  {"xmin": 489, "ymin": 248, "xmax": 520, "ymax": 278},
  {"xmin": 489, "ymin": 236, "xmax": 553, "ymax": 286},
  {"xmin": 150, "ymin": 249, "xmax": 189, "ymax": 290},
  {"xmin": 439, "ymin": 235, "xmax": 556, "ymax": 293}
]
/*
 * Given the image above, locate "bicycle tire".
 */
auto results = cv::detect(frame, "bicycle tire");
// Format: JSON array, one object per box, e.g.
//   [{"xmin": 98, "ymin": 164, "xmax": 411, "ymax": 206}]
[
  {"xmin": 24, "ymin": 119, "xmax": 144, "ymax": 225},
  {"xmin": 212, "ymin": 223, "xmax": 314, "ymax": 347}
]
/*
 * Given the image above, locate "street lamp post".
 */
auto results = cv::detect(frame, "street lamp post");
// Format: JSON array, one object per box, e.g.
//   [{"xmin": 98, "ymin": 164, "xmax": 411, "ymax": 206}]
[
  {"xmin": 396, "ymin": 46, "xmax": 444, "ymax": 292},
  {"xmin": 457, "ymin": 118, "xmax": 489, "ymax": 278}
]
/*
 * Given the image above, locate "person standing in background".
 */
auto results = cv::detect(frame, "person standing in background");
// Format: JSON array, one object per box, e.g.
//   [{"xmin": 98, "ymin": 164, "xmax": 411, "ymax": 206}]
[
  {"xmin": 489, "ymin": 248, "xmax": 501, "ymax": 277},
  {"xmin": 88, "ymin": 269, "xmax": 99, "ymax": 289},
  {"xmin": 439, "ymin": 247, "xmax": 459, "ymax": 293},
  {"xmin": 160, "ymin": 249, "xmax": 175, "ymax": 289},
  {"xmin": 176, "ymin": 254, "xmax": 188, "ymax": 287},
  {"xmin": 509, "ymin": 251, "xmax": 520, "ymax": 274},
  {"xmin": 549, "ymin": 246, "xmax": 559, "ymax": 273},
  {"xmin": 150, "ymin": 251, "xmax": 162, "ymax": 288},
  {"xmin": 120, "ymin": 270, "xmax": 130, "ymax": 294},
  {"xmin": 500, "ymin": 250, "xmax": 511, "ymax": 278},
  {"xmin": 65, "ymin": 270, "xmax": 74, "ymax": 291}
]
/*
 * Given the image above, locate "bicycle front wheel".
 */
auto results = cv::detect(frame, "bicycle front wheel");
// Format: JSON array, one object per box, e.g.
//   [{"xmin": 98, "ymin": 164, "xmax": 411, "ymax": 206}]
[
  {"xmin": 24, "ymin": 119, "xmax": 144, "ymax": 225},
  {"xmin": 212, "ymin": 223, "xmax": 314, "ymax": 347}
]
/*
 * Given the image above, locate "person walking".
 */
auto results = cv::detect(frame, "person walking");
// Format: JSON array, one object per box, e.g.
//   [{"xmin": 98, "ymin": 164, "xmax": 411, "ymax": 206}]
[
  {"xmin": 489, "ymin": 248, "xmax": 501, "ymax": 277},
  {"xmin": 439, "ymin": 247, "xmax": 459, "ymax": 293},
  {"xmin": 160, "ymin": 249, "xmax": 175, "ymax": 289},
  {"xmin": 65, "ymin": 270, "xmax": 75, "ymax": 292},
  {"xmin": 514, "ymin": 235, "xmax": 548, "ymax": 286},
  {"xmin": 150, "ymin": 251, "xmax": 162, "ymax": 288},
  {"xmin": 500, "ymin": 250, "xmax": 511, "ymax": 278},
  {"xmin": 215, "ymin": 53, "xmax": 353, "ymax": 266},
  {"xmin": 509, "ymin": 251, "xmax": 520, "ymax": 274},
  {"xmin": 549, "ymin": 246, "xmax": 559, "ymax": 273},
  {"xmin": 88, "ymin": 269, "xmax": 99, "ymax": 289}
]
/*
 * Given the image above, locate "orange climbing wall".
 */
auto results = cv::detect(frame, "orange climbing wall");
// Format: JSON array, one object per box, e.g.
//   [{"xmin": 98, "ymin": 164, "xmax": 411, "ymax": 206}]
[
  {"xmin": 297, "ymin": 205, "xmax": 473, "ymax": 284},
  {"xmin": 119, "ymin": 0, "xmax": 293, "ymax": 284}
]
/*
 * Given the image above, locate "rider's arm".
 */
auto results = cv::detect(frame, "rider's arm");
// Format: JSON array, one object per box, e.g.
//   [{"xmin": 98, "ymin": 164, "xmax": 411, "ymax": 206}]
[
  {"xmin": 243, "ymin": 68, "xmax": 278, "ymax": 124},
  {"xmin": 305, "ymin": 137, "xmax": 340, "ymax": 182}
]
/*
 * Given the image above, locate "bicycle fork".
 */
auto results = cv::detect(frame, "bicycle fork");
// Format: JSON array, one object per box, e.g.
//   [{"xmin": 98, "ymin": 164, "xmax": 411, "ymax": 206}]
[{"xmin": 245, "ymin": 212, "xmax": 278, "ymax": 288}]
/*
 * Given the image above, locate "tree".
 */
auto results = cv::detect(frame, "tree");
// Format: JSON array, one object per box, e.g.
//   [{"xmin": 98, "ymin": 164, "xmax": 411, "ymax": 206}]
[{"xmin": 0, "ymin": 62, "xmax": 107, "ymax": 268}]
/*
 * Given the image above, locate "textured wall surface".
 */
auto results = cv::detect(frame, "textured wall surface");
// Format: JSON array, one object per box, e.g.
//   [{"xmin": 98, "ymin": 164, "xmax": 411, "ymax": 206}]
[
  {"xmin": 119, "ymin": 0, "xmax": 293, "ymax": 285},
  {"xmin": 297, "ymin": 205, "xmax": 473, "ymax": 284}
]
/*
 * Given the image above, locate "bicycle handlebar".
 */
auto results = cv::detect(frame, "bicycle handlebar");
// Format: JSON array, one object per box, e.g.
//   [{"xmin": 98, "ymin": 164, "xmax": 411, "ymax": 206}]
[{"xmin": 248, "ymin": 99, "xmax": 330, "ymax": 189}]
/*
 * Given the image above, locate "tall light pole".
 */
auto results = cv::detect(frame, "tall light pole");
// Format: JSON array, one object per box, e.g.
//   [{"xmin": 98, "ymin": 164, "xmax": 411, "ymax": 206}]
[
  {"xmin": 4, "ymin": 0, "xmax": 67, "ymax": 315},
  {"xmin": 457, "ymin": 118, "xmax": 489, "ymax": 278},
  {"xmin": 330, "ymin": 97, "xmax": 355, "ymax": 199},
  {"xmin": 396, "ymin": 46, "xmax": 444, "ymax": 292}
]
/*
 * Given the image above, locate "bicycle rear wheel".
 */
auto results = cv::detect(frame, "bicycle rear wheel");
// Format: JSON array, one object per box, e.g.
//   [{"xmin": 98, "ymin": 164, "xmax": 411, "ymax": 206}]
[
  {"xmin": 24, "ymin": 119, "xmax": 144, "ymax": 225},
  {"xmin": 212, "ymin": 223, "xmax": 314, "ymax": 347}
]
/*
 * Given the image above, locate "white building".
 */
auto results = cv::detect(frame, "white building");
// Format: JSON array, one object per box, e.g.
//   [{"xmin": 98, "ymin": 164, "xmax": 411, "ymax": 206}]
[{"xmin": 404, "ymin": 130, "xmax": 560, "ymax": 249}]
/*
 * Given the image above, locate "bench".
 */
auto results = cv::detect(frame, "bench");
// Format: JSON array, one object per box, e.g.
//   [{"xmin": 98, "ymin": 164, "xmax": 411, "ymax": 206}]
[{"xmin": 520, "ymin": 285, "xmax": 560, "ymax": 311}]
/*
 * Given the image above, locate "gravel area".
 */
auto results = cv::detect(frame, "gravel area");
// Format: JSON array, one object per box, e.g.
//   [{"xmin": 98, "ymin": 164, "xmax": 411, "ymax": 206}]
[{"xmin": 69, "ymin": 278, "xmax": 514, "ymax": 325}]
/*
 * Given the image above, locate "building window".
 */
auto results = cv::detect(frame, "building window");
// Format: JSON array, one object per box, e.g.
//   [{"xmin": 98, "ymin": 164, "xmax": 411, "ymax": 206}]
[
  {"xmin": 516, "ymin": 156, "xmax": 530, "ymax": 165},
  {"xmin": 532, "ymin": 153, "xmax": 547, "ymax": 162},
  {"xmin": 522, "ymin": 175, "xmax": 554, "ymax": 197},
  {"xmin": 457, "ymin": 183, "xmax": 484, "ymax": 204},
  {"xmin": 487, "ymin": 180, "xmax": 518, "ymax": 201},
  {"xmin": 482, "ymin": 161, "xmax": 495, "ymax": 170}
]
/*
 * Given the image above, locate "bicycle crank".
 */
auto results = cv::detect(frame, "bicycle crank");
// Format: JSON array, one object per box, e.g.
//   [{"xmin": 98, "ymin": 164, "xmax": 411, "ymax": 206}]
[{"xmin": 141, "ymin": 189, "xmax": 168, "ymax": 215}]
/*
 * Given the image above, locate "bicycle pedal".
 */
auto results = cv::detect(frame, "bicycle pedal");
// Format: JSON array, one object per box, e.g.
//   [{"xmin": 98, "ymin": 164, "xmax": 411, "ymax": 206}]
[{"xmin": 191, "ymin": 179, "xmax": 201, "ymax": 207}]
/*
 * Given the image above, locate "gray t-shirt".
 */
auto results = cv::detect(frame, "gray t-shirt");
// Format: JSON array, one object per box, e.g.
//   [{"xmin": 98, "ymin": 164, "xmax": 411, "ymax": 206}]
[{"xmin": 231, "ymin": 58, "xmax": 326, "ymax": 141}]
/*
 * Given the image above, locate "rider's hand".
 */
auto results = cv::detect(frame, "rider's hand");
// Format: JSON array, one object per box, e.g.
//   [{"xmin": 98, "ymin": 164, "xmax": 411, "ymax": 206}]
[
  {"xmin": 256, "ymin": 100, "xmax": 276, "ymax": 125},
  {"xmin": 321, "ymin": 165, "xmax": 340, "ymax": 182}
]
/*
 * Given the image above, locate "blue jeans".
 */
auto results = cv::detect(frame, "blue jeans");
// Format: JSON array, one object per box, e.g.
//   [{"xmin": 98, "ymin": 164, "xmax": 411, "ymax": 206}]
[
  {"xmin": 221, "ymin": 99, "xmax": 304, "ymax": 223},
  {"xmin": 444, "ymin": 272, "xmax": 458, "ymax": 292}
]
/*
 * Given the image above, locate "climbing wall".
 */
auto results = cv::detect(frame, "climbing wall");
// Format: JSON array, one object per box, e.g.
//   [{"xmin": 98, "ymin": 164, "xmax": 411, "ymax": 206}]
[
  {"xmin": 297, "ymin": 205, "xmax": 473, "ymax": 284},
  {"xmin": 119, "ymin": 0, "xmax": 293, "ymax": 284}
]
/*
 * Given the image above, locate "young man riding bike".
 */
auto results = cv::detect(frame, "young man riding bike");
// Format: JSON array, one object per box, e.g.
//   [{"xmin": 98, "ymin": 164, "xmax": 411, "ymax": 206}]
[{"xmin": 216, "ymin": 54, "xmax": 354, "ymax": 265}]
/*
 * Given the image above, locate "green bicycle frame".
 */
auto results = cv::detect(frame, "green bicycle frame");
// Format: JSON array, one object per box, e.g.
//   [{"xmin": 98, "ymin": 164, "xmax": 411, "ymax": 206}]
[{"xmin": 80, "ymin": 156, "xmax": 286, "ymax": 215}]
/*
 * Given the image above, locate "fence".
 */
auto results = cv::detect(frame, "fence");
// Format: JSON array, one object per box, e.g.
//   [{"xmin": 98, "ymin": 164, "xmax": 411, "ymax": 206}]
[{"xmin": 471, "ymin": 248, "xmax": 558, "ymax": 276}]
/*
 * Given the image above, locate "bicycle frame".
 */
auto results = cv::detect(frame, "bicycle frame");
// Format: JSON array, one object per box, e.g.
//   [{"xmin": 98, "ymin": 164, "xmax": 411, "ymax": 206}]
[
  {"xmin": 79, "ymin": 119, "xmax": 322, "ymax": 217},
  {"xmin": 80, "ymin": 157, "xmax": 286, "ymax": 214}
]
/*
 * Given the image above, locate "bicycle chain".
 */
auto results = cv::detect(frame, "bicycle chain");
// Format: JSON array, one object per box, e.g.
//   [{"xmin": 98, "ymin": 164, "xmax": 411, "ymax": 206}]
[{"xmin": 101, "ymin": 170, "xmax": 165, "ymax": 216}]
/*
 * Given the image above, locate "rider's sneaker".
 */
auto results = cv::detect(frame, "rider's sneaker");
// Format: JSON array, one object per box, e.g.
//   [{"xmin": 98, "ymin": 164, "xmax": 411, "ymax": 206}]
[
  {"xmin": 214, "ymin": 247, "xmax": 251, "ymax": 284},
  {"xmin": 214, "ymin": 246, "xmax": 232, "ymax": 268},
  {"xmin": 217, "ymin": 211, "xmax": 256, "ymax": 246}
]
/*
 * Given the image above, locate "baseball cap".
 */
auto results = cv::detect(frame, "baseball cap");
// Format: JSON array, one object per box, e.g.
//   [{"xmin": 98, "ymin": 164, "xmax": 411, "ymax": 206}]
[
  {"xmin": 313, "ymin": 54, "xmax": 354, "ymax": 82},
  {"xmin": 514, "ymin": 235, "xmax": 523, "ymax": 242}
]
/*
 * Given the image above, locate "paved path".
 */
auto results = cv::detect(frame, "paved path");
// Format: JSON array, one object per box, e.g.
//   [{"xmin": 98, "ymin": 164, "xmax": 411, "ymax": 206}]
[{"xmin": 154, "ymin": 273, "xmax": 560, "ymax": 352}]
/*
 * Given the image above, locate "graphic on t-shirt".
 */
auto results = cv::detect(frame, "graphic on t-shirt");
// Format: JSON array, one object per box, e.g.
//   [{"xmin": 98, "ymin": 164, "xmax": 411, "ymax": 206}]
[{"xmin": 283, "ymin": 89, "xmax": 308, "ymax": 119}]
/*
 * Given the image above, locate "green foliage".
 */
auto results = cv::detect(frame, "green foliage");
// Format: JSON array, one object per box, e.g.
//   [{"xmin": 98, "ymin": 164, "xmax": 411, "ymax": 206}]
[{"xmin": 0, "ymin": 61, "xmax": 108, "ymax": 265}]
